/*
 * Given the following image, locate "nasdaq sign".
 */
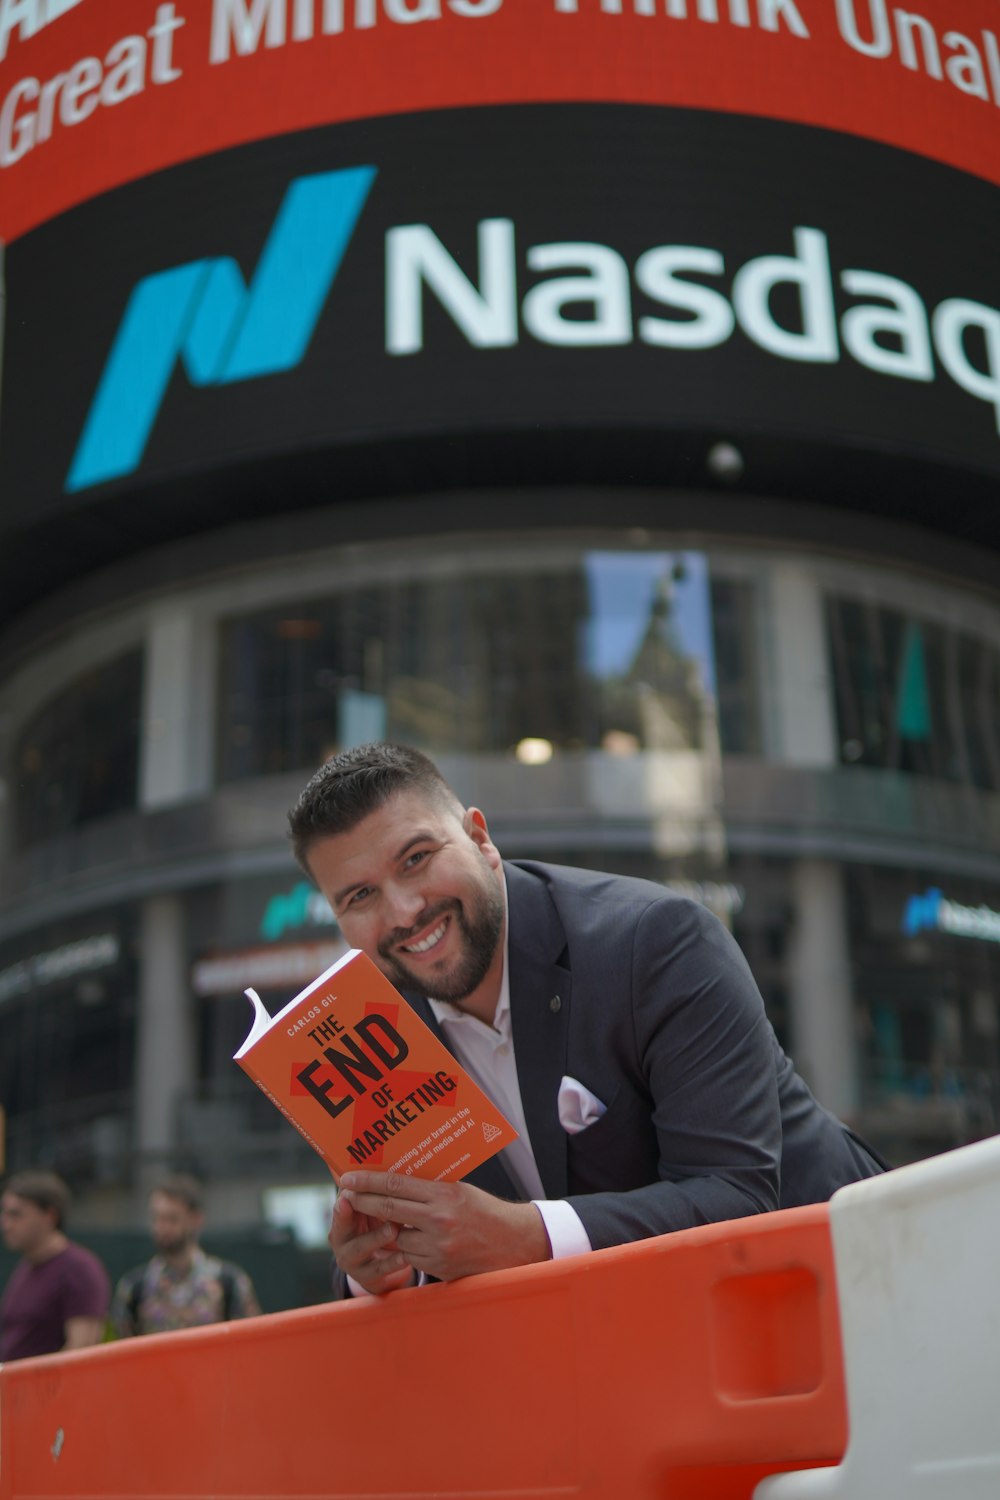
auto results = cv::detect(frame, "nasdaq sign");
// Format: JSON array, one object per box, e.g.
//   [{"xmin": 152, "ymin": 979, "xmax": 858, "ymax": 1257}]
[
  {"xmin": 66, "ymin": 165, "xmax": 376, "ymax": 491},
  {"xmin": 902, "ymin": 888, "xmax": 1000, "ymax": 945},
  {"xmin": 67, "ymin": 152, "xmax": 1000, "ymax": 496}
]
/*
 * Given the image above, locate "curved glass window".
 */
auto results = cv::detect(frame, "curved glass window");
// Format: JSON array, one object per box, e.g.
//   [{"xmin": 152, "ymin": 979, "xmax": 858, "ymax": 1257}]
[
  {"xmin": 826, "ymin": 598, "xmax": 1000, "ymax": 790},
  {"xmin": 13, "ymin": 651, "xmax": 143, "ymax": 849},
  {"xmin": 846, "ymin": 865, "xmax": 1000, "ymax": 1155},
  {"xmin": 216, "ymin": 549, "xmax": 759, "ymax": 782},
  {"xmin": 0, "ymin": 909, "xmax": 136, "ymax": 1184}
]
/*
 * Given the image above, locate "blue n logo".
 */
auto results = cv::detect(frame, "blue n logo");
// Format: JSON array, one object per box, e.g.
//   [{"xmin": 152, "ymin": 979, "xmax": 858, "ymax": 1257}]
[
  {"xmin": 902, "ymin": 887, "xmax": 943, "ymax": 936},
  {"xmin": 66, "ymin": 166, "xmax": 377, "ymax": 492}
]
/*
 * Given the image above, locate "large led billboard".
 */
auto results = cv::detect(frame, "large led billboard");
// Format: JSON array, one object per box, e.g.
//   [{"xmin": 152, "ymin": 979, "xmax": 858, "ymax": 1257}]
[{"xmin": 1, "ymin": 1, "xmax": 997, "ymax": 627}]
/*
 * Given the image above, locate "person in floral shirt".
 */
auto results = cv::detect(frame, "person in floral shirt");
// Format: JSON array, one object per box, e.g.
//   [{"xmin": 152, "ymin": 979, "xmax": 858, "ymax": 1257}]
[{"xmin": 112, "ymin": 1174, "xmax": 260, "ymax": 1337}]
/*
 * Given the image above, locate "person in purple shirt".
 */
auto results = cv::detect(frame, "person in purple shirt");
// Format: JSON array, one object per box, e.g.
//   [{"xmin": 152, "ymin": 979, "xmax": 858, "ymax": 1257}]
[{"xmin": 0, "ymin": 1169, "xmax": 109, "ymax": 1361}]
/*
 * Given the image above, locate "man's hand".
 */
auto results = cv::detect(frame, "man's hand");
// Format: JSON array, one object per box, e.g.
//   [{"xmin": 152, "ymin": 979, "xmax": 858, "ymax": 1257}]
[
  {"xmin": 329, "ymin": 1191, "xmax": 417, "ymax": 1296},
  {"xmin": 336, "ymin": 1172, "xmax": 552, "ymax": 1283}
]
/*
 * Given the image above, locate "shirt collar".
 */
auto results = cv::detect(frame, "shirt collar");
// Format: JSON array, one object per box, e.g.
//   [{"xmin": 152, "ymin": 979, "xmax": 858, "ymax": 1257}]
[{"xmin": 151, "ymin": 1245, "xmax": 208, "ymax": 1280}]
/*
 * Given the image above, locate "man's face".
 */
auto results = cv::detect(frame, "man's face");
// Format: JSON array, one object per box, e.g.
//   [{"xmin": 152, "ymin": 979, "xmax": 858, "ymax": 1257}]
[
  {"xmin": 149, "ymin": 1192, "xmax": 202, "ymax": 1255},
  {"xmin": 0, "ymin": 1192, "xmax": 56, "ymax": 1257},
  {"xmin": 306, "ymin": 789, "xmax": 505, "ymax": 1008}
]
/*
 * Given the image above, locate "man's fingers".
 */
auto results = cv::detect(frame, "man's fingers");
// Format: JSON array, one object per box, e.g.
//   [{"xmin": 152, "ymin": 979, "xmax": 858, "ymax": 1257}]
[
  {"xmin": 394, "ymin": 1228, "xmax": 435, "ymax": 1264},
  {"xmin": 331, "ymin": 1205, "xmax": 400, "ymax": 1265},
  {"xmin": 338, "ymin": 1170, "xmax": 453, "ymax": 1232},
  {"xmin": 339, "ymin": 1171, "xmax": 436, "ymax": 1227},
  {"xmin": 375, "ymin": 1262, "xmax": 418, "ymax": 1291},
  {"xmin": 369, "ymin": 1251, "xmax": 408, "ymax": 1275},
  {"xmin": 328, "ymin": 1191, "xmax": 355, "ymax": 1252},
  {"xmin": 341, "ymin": 1170, "xmax": 435, "ymax": 1203},
  {"xmin": 327, "ymin": 1178, "xmax": 430, "ymax": 1295},
  {"xmin": 341, "ymin": 1188, "xmax": 430, "ymax": 1227}
]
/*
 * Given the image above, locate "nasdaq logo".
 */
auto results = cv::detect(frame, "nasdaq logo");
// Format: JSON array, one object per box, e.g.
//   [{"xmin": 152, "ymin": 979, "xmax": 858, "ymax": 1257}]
[
  {"xmin": 902, "ymin": 887, "xmax": 1000, "ymax": 944},
  {"xmin": 901, "ymin": 887, "xmax": 944, "ymax": 937},
  {"xmin": 260, "ymin": 881, "xmax": 337, "ymax": 942},
  {"xmin": 66, "ymin": 165, "xmax": 376, "ymax": 492},
  {"xmin": 69, "ymin": 168, "xmax": 1000, "ymax": 493}
]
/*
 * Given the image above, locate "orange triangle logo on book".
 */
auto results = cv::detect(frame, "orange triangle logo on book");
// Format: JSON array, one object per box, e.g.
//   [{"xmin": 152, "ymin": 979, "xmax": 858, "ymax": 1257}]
[{"xmin": 234, "ymin": 948, "xmax": 518, "ymax": 1186}]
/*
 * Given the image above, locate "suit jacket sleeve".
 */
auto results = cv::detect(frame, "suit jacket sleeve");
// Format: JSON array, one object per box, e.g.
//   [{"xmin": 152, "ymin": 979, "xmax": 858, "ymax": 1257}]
[{"xmin": 562, "ymin": 894, "xmax": 781, "ymax": 1251}]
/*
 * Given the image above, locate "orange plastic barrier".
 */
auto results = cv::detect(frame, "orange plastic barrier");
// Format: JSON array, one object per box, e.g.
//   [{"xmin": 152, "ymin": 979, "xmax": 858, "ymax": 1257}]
[{"xmin": 0, "ymin": 1205, "xmax": 846, "ymax": 1500}]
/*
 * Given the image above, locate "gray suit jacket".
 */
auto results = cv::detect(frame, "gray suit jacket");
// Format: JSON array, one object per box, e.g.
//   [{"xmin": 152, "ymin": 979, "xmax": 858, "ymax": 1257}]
[{"xmin": 333, "ymin": 859, "xmax": 886, "ymax": 1288}]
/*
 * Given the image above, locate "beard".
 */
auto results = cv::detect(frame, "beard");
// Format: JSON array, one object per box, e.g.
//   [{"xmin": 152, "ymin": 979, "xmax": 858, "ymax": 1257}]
[
  {"xmin": 377, "ymin": 879, "xmax": 505, "ymax": 1004},
  {"xmin": 153, "ymin": 1232, "xmax": 194, "ymax": 1256}
]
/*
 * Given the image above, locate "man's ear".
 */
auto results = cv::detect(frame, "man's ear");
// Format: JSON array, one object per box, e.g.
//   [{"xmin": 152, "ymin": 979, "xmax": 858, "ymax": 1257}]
[
  {"xmin": 463, "ymin": 807, "xmax": 500, "ymax": 863},
  {"xmin": 463, "ymin": 806, "xmax": 488, "ymax": 839}
]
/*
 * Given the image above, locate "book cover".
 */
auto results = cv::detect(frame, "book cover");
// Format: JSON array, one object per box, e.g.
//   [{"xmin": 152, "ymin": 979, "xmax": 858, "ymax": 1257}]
[{"xmin": 234, "ymin": 948, "xmax": 518, "ymax": 1186}]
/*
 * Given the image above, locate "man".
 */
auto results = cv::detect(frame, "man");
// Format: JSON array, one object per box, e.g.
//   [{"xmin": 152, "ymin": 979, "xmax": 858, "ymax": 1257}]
[
  {"xmin": 0, "ymin": 1170, "xmax": 110, "ymax": 1359},
  {"xmin": 112, "ymin": 1174, "xmax": 261, "ymax": 1336},
  {"xmin": 288, "ymin": 742, "xmax": 887, "ymax": 1296}
]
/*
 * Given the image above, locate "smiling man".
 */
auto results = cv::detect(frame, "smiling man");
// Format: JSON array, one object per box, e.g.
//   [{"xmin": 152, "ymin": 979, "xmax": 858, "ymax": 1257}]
[
  {"xmin": 323, "ymin": 788, "xmax": 506, "ymax": 1019},
  {"xmin": 289, "ymin": 742, "xmax": 887, "ymax": 1297}
]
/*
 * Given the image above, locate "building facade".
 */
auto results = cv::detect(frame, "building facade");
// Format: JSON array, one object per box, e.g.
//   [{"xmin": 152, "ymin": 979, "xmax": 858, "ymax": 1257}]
[{"xmin": 1, "ymin": 0, "xmax": 998, "ymax": 1226}]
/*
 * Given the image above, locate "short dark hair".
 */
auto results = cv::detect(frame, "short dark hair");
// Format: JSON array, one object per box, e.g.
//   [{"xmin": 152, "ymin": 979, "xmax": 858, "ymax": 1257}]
[
  {"xmin": 3, "ymin": 1170, "xmax": 71, "ymax": 1229},
  {"xmin": 288, "ymin": 742, "xmax": 461, "ymax": 873},
  {"xmin": 150, "ymin": 1173, "xmax": 204, "ymax": 1213}
]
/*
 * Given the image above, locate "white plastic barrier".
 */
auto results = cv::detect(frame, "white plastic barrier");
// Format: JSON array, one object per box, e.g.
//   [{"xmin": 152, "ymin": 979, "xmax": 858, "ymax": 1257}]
[{"xmin": 755, "ymin": 1133, "xmax": 1000, "ymax": 1500}]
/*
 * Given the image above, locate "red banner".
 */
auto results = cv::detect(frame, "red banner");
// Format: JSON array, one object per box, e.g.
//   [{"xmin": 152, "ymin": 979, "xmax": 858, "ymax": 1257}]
[{"xmin": 2, "ymin": 0, "xmax": 999, "ymax": 242}]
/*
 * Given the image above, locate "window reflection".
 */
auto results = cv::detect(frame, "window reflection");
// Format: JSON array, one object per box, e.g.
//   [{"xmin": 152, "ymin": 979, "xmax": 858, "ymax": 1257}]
[
  {"xmin": 216, "ymin": 550, "xmax": 757, "ymax": 781},
  {"xmin": 709, "ymin": 576, "xmax": 760, "ymax": 756},
  {"xmin": 826, "ymin": 597, "xmax": 1000, "ymax": 789},
  {"xmin": 584, "ymin": 551, "xmax": 716, "ymax": 754},
  {"xmin": 0, "ymin": 912, "xmax": 136, "ymax": 1185},
  {"xmin": 13, "ymin": 651, "xmax": 143, "ymax": 849},
  {"xmin": 847, "ymin": 865, "xmax": 1000, "ymax": 1151}
]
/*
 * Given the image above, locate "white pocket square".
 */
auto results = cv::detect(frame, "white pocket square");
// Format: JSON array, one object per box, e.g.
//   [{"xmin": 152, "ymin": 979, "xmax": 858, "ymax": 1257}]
[{"xmin": 558, "ymin": 1076, "xmax": 608, "ymax": 1135}]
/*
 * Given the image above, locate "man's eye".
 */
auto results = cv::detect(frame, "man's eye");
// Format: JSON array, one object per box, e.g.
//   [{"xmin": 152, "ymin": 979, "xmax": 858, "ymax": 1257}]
[
  {"xmin": 406, "ymin": 850, "xmax": 430, "ymax": 868},
  {"xmin": 347, "ymin": 887, "xmax": 372, "ymax": 907}
]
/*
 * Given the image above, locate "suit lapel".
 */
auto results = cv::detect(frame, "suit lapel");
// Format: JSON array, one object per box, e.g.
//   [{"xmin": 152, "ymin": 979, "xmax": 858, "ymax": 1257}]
[{"xmin": 504, "ymin": 862, "xmax": 571, "ymax": 1200}]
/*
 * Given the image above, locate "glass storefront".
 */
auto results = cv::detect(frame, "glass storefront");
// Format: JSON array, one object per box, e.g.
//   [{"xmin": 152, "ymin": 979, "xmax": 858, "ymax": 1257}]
[
  {"xmin": 215, "ymin": 548, "xmax": 759, "ymax": 781},
  {"xmin": 846, "ymin": 866, "xmax": 1000, "ymax": 1160},
  {"xmin": 12, "ymin": 649, "xmax": 143, "ymax": 848},
  {"xmin": 0, "ymin": 908, "xmax": 137, "ymax": 1183},
  {"xmin": 826, "ymin": 596, "xmax": 1000, "ymax": 791}
]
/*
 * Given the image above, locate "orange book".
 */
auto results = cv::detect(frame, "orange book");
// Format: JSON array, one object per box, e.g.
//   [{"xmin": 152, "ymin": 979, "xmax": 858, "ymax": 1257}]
[{"xmin": 235, "ymin": 948, "xmax": 518, "ymax": 1186}]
